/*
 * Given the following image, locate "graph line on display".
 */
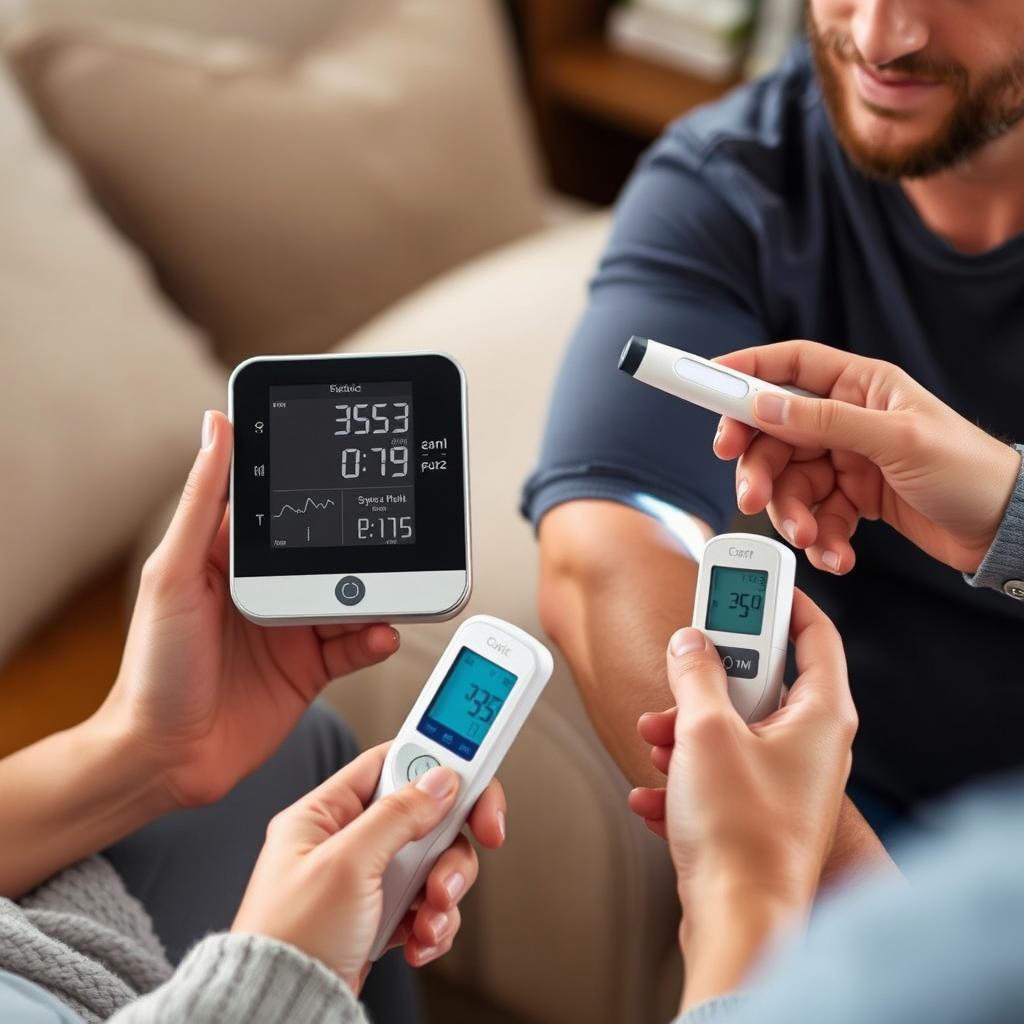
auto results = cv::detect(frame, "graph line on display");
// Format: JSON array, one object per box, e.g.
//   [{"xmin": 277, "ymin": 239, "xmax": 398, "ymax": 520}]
[{"xmin": 272, "ymin": 497, "xmax": 336, "ymax": 519}]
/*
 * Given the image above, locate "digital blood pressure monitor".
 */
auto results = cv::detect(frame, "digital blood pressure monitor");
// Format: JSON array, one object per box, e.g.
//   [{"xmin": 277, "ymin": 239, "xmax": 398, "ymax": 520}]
[
  {"xmin": 228, "ymin": 353, "xmax": 470, "ymax": 625},
  {"xmin": 692, "ymin": 533, "xmax": 796, "ymax": 722},
  {"xmin": 368, "ymin": 614, "xmax": 553, "ymax": 961}
]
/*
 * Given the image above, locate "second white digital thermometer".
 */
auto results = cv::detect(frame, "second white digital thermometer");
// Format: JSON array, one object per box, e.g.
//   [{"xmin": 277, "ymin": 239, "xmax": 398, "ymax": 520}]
[
  {"xmin": 367, "ymin": 614, "xmax": 553, "ymax": 961},
  {"xmin": 619, "ymin": 335, "xmax": 815, "ymax": 428},
  {"xmin": 692, "ymin": 533, "xmax": 795, "ymax": 723}
]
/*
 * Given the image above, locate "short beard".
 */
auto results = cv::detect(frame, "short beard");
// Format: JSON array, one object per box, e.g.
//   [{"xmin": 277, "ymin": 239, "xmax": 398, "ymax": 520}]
[{"xmin": 807, "ymin": 8, "xmax": 1024, "ymax": 179}]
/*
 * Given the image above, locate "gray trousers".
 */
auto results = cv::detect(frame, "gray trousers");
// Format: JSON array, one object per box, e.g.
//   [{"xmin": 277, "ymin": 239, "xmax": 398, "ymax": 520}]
[{"xmin": 104, "ymin": 703, "xmax": 420, "ymax": 1023}]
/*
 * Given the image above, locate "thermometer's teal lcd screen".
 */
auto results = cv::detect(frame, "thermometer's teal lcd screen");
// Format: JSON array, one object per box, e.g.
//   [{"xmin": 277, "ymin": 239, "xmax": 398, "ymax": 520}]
[
  {"xmin": 706, "ymin": 567, "xmax": 768, "ymax": 636},
  {"xmin": 418, "ymin": 647, "xmax": 518, "ymax": 760}
]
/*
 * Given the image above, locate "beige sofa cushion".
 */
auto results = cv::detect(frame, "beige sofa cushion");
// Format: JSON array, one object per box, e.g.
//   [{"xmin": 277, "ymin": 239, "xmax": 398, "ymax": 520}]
[
  {"xmin": 325, "ymin": 214, "xmax": 683, "ymax": 1024},
  {"xmin": 0, "ymin": 62, "xmax": 224, "ymax": 663},
  {"xmin": 0, "ymin": 0, "xmax": 351, "ymax": 51},
  {"xmin": 6, "ymin": 1, "xmax": 545, "ymax": 367}
]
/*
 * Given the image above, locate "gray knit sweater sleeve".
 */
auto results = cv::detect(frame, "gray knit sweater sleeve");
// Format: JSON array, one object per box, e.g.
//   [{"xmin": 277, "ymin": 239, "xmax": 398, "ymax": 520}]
[
  {"xmin": 108, "ymin": 933, "xmax": 367, "ymax": 1024},
  {"xmin": 0, "ymin": 857, "xmax": 368, "ymax": 1024},
  {"xmin": 964, "ymin": 444, "xmax": 1024, "ymax": 597}
]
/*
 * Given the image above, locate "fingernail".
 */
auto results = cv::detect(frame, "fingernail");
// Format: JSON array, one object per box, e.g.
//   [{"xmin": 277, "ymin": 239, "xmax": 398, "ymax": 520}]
[
  {"xmin": 200, "ymin": 411, "xmax": 214, "ymax": 450},
  {"xmin": 496, "ymin": 809, "xmax": 507, "ymax": 843},
  {"xmin": 390, "ymin": 628, "xmax": 401, "ymax": 648},
  {"xmin": 670, "ymin": 627, "xmax": 705, "ymax": 657},
  {"xmin": 416, "ymin": 766, "xmax": 456, "ymax": 799},
  {"xmin": 755, "ymin": 393, "xmax": 789, "ymax": 424},
  {"xmin": 416, "ymin": 944, "xmax": 440, "ymax": 965},
  {"xmin": 427, "ymin": 911, "xmax": 449, "ymax": 943},
  {"xmin": 737, "ymin": 478, "xmax": 749, "ymax": 505},
  {"xmin": 782, "ymin": 519, "xmax": 798, "ymax": 544},
  {"xmin": 712, "ymin": 426, "xmax": 722, "ymax": 451},
  {"xmin": 444, "ymin": 872, "xmax": 466, "ymax": 902},
  {"xmin": 823, "ymin": 551, "xmax": 841, "ymax": 572}
]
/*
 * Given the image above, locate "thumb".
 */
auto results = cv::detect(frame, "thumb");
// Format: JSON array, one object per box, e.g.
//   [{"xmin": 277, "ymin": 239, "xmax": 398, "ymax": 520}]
[
  {"xmin": 666, "ymin": 628, "xmax": 739, "ymax": 739},
  {"xmin": 752, "ymin": 390, "xmax": 895, "ymax": 463},
  {"xmin": 153, "ymin": 410, "xmax": 232, "ymax": 580},
  {"xmin": 328, "ymin": 767, "xmax": 460, "ymax": 880}
]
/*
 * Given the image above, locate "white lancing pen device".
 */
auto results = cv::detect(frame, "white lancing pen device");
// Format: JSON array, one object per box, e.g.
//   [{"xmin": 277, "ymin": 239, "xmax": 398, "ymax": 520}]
[{"xmin": 618, "ymin": 336, "xmax": 816, "ymax": 428}]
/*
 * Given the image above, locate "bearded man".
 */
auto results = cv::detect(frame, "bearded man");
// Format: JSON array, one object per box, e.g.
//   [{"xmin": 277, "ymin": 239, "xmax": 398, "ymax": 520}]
[{"xmin": 523, "ymin": 0, "xmax": 1024, "ymax": 863}]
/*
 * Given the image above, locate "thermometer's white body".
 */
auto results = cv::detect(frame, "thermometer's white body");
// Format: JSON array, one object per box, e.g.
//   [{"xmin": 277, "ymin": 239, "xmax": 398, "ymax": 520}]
[
  {"xmin": 367, "ymin": 614, "xmax": 553, "ymax": 961},
  {"xmin": 692, "ymin": 534, "xmax": 795, "ymax": 723},
  {"xmin": 619, "ymin": 336, "xmax": 815, "ymax": 428}
]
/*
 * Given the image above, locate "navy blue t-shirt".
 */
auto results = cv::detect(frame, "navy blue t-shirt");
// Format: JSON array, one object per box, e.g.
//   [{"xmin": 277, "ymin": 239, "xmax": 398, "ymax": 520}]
[{"xmin": 522, "ymin": 44, "xmax": 1024, "ymax": 808}]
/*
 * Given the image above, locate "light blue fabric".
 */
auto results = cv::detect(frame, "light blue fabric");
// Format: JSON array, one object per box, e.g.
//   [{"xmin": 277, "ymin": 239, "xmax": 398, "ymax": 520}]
[
  {"xmin": 675, "ymin": 775, "xmax": 1024, "ymax": 1024},
  {"xmin": 0, "ymin": 970, "xmax": 83, "ymax": 1023}
]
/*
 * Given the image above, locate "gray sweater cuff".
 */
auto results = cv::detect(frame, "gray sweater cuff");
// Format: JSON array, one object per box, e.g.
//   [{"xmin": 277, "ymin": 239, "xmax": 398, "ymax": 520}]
[
  {"xmin": 673, "ymin": 993, "xmax": 748, "ymax": 1022},
  {"xmin": 964, "ymin": 444, "xmax": 1024, "ymax": 599},
  {"xmin": 108, "ymin": 933, "xmax": 367, "ymax": 1024}
]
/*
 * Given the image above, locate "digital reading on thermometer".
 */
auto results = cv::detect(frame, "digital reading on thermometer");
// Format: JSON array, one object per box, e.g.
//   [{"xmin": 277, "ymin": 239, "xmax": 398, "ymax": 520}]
[
  {"xmin": 692, "ymin": 534, "xmax": 796, "ymax": 722},
  {"xmin": 368, "ymin": 614, "xmax": 553, "ymax": 961},
  {"xmin": 229, "ymin": 353, "xmax": 470, "ymax": 625}
]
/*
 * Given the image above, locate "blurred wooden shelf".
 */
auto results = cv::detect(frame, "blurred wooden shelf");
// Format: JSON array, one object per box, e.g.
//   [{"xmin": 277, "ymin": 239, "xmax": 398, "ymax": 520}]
[
  {"xmin": 543, "ymin": 38, "xmax": 734, "ymax": 139},
  {"xmin": 511, "ymin": 1, "xmax": 738, "ymax": 203}
]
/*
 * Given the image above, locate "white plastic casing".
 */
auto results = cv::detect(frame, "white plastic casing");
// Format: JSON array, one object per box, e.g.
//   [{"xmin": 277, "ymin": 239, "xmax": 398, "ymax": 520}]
[
  {"xmin": 227, "ymin": 351, "xmax": 471, "ymax": 626},
  {"xmin": 229, "ymin": 571, "xmax": 470, "ymax": 627},
  {"xmin": 692, "ymin": 533, "xmax": 796, "ymax": 722},
  {"xmin": 625, "ymin": 337, "xmax": 814, "ymax": 428},
  {"xmin": 368, "ymin": 614, "xmax": 553, "ymax": 961}
]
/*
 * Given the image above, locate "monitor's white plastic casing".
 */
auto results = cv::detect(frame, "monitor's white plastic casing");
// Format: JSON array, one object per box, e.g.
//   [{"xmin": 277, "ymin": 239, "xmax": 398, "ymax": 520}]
[
  {"xmin": 621, "ymin": 336, "xmax": 814, "ymax": 428},
  {"xmin": 227, "ymin": 352, "xmax": 471, "ymax": 626},
  {"xmin": 692, "ymin": 533, "xmax": 796, "ymax": 723},
  {"xmin": 367, "ymin": 614, "xmax": 553, "ymax": 961}
]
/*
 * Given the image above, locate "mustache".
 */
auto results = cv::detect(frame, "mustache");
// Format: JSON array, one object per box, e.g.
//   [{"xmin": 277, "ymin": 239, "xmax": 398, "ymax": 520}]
[{"xmin": 813, "ymin": 26, "xmax": 969, "ymax": 93}]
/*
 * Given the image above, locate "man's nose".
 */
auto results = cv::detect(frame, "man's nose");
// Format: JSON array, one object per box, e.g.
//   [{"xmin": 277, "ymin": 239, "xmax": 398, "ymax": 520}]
[{"xmin": 851, "ymin": 0, "xmax": 930, "ymax": 67}]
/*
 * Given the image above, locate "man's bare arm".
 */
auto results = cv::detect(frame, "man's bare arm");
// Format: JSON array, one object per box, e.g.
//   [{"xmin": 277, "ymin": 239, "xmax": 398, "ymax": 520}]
[
  {"xmin": 538, "ymin": 498, "xmax": 897, "ymax": 878},
  {"xmin": 539, "ymin": 499, "xmax": 705, "ymax": 789}
]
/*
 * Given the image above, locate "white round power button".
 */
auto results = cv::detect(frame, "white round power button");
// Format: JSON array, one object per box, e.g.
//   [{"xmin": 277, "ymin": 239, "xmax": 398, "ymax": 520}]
[{"xmin": 406, "ymin": 754, "xmax": 440, "ymax": 781}]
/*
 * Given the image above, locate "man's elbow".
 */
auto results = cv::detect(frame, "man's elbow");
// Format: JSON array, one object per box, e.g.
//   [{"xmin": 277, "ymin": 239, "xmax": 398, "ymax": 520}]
[
  {"xmin": 536, "ymin": 503, "xmax": 619, "ymax": 652},
  {"xmin": 537, "ymin": 531, "xmax": 582, "ymax": 652}
]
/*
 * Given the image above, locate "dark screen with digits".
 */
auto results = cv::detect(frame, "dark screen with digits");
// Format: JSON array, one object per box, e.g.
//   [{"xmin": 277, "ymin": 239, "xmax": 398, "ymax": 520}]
[
  {"xmin": 706, "ymin": 567, "xmax": 768, "ymax": 635},
  {"xmin": 269, "ymin": 383, "xmax": 415, "ymax": 549}
]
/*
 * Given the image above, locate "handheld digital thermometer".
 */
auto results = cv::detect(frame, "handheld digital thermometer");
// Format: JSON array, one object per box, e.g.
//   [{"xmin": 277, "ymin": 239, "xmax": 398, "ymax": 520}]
[
  {"xmin": 692, "ymin": 533, "xmax": 795, "ymax": 723},
  {"xmin": 619, "ymin": 336, "xmax": 815, "ymax": 428},
  {"xmin": 368, "ymin": 614, "xmax": 553, "ymax": 961}
]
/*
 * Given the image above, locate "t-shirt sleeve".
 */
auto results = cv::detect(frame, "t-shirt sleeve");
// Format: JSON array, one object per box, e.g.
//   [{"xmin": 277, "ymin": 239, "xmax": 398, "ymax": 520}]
[{"xmin": 521, "ymin": 127, "xmax": 770, "ymax": 533}]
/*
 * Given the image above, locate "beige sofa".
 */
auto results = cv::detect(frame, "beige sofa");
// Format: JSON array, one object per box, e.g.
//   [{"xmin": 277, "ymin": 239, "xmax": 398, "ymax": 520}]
[{"xmin": 1, "ymin": 2, "xmax": 682, "ymax": 1021}]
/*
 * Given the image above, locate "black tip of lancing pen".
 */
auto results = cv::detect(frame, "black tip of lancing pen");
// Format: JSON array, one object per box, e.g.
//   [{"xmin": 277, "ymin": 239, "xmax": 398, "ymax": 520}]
[{"xmin": 618, "ymin": 335, "xmax": 648, "ymax": 376}]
